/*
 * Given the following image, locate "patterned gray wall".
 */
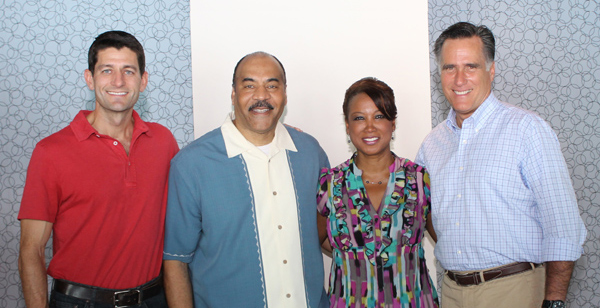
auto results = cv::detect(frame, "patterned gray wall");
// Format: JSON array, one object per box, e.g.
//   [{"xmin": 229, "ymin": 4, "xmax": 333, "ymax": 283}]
[
  {"xmin": 0, "ymin": 1, "xmax": 192, "ymax": 307},
  {"xmin": 428, "ymin": 1, "xmax": 599, "ymax": 307}
]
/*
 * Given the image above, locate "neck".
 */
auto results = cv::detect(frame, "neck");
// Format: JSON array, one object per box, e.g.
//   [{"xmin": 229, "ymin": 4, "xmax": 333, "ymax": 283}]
[
  {"xmin": 232, "ymin": 120, "xmax": 276, "ymax": 146},
  {"xmin": 354, "ymin": 151, "xmax": 394, "ymax": 174},
  {"xmin": 86, "ymin": 109, "xmax": 135, "ymax": 141}
]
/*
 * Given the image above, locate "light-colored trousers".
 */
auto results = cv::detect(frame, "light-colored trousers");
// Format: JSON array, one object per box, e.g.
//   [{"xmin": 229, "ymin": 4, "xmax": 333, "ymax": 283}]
[{"xmin": 441, "ymin": 264, "xmax": 545, "ymax": 308}]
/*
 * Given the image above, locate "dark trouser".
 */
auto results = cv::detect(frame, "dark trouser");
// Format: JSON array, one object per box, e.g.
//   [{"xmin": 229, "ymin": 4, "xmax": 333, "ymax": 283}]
[{"xmin": 49, "ymin": 277, "xmax": 167, "ymax": 308}]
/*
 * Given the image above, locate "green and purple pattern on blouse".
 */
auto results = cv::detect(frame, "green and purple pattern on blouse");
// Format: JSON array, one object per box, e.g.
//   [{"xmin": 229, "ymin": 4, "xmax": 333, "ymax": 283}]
[{"xmin": 317, "ymin": 154, "xmax": 438, "ymax": 308}]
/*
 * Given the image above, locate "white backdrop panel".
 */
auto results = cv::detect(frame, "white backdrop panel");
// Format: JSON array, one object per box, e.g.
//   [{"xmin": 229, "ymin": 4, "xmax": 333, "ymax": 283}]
[{"xmin": 190, "ymin": 0, "xmax": 436, "ymax": 289}]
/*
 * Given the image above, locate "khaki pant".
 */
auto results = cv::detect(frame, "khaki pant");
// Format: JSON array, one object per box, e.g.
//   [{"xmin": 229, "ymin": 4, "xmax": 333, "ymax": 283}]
[{"xmin": 441, "ymin": 264, "xmax": 545, "ymax": 308}]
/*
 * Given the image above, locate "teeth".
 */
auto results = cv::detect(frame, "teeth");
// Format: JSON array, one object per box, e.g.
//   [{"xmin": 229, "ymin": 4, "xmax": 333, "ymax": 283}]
[
  {"xmin": 364, "ymin": 137, "xmax": 378, "ymax": 142},
  {"xmin": 108, "ymin": 91, "xmax": 127, "ymax": 95},
  {"xmin": 252, "ymin": 108, "xmax": 269, "ymax": 113},
  {"xmin": 454, "ymin": 89, "xmax": 471, "ymax": 95}
]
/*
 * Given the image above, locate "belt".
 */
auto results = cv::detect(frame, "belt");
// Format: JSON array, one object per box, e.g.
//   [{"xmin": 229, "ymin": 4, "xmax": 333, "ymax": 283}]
[
  {"xmin": 447, "ymin": 262, "xmax": 543, "ymax": 286},
  {"xmin": 53, "ymin": 277, "xmax": 163, "ymax": 307}
]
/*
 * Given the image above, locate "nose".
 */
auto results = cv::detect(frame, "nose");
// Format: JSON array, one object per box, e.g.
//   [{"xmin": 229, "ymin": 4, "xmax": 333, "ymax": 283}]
[
  {"xmin": 365, "ymin": 118, "xmax": 376, "ymax": 131},
  {"xmin": 111, "ymin": 71, "xmax": 125, "ymax": 87},
  {"xmin": 454, "ymin": 68, "xmax": 467, "ymax": 86},
  {"xmin": 252, "ymin": 85, "xmax": 271, "ymax": 100}
]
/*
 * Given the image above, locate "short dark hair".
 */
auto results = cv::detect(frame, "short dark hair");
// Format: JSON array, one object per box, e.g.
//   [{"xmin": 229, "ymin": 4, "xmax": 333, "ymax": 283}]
[
  {"xmin": 434, "ymin": 22, "xmax": 495, "ymax": 70},
  {"xmin": 343, "ymin": 77, "xmax": 396, "ymax": 122},
  {"xmin": 232, "ymin": 51, "xmax": 287, "ymax": 86},
  {"xmin": 88, "ymin": 31, "xmax": 145, "ymax": 75}
]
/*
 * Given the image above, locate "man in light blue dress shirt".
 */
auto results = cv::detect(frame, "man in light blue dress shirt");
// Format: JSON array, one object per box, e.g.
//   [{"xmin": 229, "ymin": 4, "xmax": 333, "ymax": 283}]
[
  {"xmin": 416, "ymin": 22, "xmax": 586, "ymax": 308},
  {"xmin": 162, "ymin": 52, "xmax": 329, "ymax": 308}
]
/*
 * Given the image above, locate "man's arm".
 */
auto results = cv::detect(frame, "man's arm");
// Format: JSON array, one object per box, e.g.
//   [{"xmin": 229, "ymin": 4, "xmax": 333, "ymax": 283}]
[
  {"xmin": 544, "ymin": 261, "xmax": 574, "ymax": 301},
  {"xmin": 19, "ymin": 219, "xmax": 53, "ymax": 308},
  {"xmin": 163, "ymin": 260, "xmax": 194, "ymax": 308}
]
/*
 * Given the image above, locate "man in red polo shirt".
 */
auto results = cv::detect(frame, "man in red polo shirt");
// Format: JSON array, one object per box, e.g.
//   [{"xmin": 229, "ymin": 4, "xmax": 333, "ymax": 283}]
[{"xmin": 18, "ymin": 31, "xmax": 179, "ymax": 308}]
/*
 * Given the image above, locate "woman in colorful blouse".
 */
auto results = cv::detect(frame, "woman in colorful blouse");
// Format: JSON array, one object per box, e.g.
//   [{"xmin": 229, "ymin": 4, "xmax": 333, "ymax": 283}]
[{"xmin": 317, "ymin": 77, "xmax": 439, "ymax": 308}]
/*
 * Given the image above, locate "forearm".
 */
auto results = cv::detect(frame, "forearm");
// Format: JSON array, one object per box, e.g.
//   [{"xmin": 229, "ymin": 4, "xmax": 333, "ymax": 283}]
[
  {"xmin": 18, "ymin": 250, "xmax": 49, "ymax": 308},
  {"xmin": 163, "ymin": 260, "xmax": 194, "ymax": 308},
  {"xmin": 545, "ymin": 261, "xmax": 574, "ymax": 301}
]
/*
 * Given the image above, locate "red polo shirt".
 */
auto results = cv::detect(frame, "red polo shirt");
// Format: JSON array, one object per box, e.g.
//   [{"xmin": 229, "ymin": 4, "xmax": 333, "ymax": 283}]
[{"xmin": 19, "ymin": 110, "xmax": 179, "ymax": 289}]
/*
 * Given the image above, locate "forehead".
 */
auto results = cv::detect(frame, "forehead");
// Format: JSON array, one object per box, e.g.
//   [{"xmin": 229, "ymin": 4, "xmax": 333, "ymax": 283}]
[
  {"xmin": 235, "ymin": 55, "xmax": 284, "ymax": 81},
  {"xmin": 348, "ymin": 93, "xmax": 377, "ymax": 111},
  {"xmin": 95, "ymin": 47, "xmax": 139, "ymax": 67},
  {"xmin": 441, "ymin": 37, "xmax": 486, "ymax": 62}
]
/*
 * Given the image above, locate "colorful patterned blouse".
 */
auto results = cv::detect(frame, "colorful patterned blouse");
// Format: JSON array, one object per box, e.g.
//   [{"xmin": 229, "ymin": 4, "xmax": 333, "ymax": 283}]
[{"xmin": 317, "ymin": 154, "xmax": 438, "ymax": 308}]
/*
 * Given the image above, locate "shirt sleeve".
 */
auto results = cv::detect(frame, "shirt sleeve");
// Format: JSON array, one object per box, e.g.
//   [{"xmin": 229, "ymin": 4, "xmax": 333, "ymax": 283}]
[
  {"xmin": 19, "ymin": 143, "xmax": 60, "ymax": 222},
  {"xmin": 163, "ymin": 155, "xmax": 203, "ymax": 263},
  {"xmin": 521, "ymin": 116, "xmax": 586, "ymax": 261}
]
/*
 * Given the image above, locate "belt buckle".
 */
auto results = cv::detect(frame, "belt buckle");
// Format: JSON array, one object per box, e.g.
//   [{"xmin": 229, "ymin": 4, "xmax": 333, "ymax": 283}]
[{"xmin": 114, "ymin": 289, "xmax": 141, "ymax": 307}]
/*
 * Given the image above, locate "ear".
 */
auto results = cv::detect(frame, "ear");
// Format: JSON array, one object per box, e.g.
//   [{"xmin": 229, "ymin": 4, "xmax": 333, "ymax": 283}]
[
  {"xmin": 345, "ymin": 120, "xmax": 350, "ymax": 135},
  {"xmin": 139, "ymin": 71, "xmax": 149, "ymax": 92},
  {"xmin": 84, "ymin": 69, "xmax": 94, "ymax": 90},
  {"xmin": 392, "ymin": 119, "xmax": 396, "ymax": 131},
  {"xmin": 231, "ymin": 86, "xmax": 236, "ymax": 105},
  {"xmin": 489, "ymin": 62, "xmax": 496, "ymax": 82}
]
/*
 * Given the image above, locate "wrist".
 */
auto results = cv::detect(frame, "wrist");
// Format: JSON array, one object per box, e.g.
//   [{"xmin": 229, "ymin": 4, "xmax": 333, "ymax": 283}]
[{"xmin": 542, "ymin": 300, "xmax": 565, "ymax": 308}]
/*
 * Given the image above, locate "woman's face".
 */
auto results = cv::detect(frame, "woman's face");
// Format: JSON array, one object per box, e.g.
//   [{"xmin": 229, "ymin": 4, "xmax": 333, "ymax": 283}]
[{"xmin": 345, "ymin": 92, "xmax": 395, "ymax": 157}]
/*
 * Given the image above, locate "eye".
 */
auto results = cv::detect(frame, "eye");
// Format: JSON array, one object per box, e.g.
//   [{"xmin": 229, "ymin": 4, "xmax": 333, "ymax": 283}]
[
  {"xmin": 352, "ymin": 116, "xmax": 364, "ymax": 121},
  {"xmin": 442, "ymin": 65, "xmax": 455, "ymax": 72},
  {"xmin": 375, "ymin": 114, "xmax": 386, "ymax": 119},
  {"xmin": 124, "ymin": 70, "xmax": 135, "ymax": 75},
  {"xmin": 266, "ymin": 84, "xmax": 278, "ymax": 89},
  {"xmin": 101, "ymin": 69, "xmax": 111, "ymax": 74},
  {"xmin": 244, "ymin": 84, "xmax": 254, "ymax": 89}
]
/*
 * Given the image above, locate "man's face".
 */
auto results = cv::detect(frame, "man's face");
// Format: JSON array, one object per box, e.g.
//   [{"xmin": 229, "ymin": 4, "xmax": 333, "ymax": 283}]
[
  {"xmin": 440, "ymin": 36, "xmax": 495, "ymax": 126},
  {"xmin": 231, "ymin": 55, "xmax": 287, "ymax": 145},
  {"xmin": 84, "ymin": 47, "xmax": 148, "ymax": 115}
]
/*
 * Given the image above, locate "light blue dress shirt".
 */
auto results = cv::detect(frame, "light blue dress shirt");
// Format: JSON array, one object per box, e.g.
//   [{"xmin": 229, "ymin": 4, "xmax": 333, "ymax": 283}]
[{"xmin": 415, "ymin": 92, "xmax": 586, "ymax": 271}]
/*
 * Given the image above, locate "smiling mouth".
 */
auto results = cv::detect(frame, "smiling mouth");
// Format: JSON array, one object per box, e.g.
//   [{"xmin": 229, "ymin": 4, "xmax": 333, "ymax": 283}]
[
  {"xmin": 248, "ymin": 100, "xmax": 274, "ymax": 113},
  {"xmin": 108, "ymin": 91, "xmax": 127, "ymax": 96},
  {"xmin": 454, "ymin": 89, "xmax": 472, "ymax": 95},
  {"xmin": 363, "ymin": 137, "xmax": 379, "ymax": 143}
]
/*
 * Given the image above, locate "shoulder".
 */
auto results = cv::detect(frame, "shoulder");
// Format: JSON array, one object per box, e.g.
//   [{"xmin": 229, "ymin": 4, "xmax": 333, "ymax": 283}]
[
  {"xmin": 145, "ymin": 122, "xmax": 175, "ymax": 138},
  {"xmin": 319, "ymin": 157, "xmax": 351, "ymax": 180},
  {"xmin": 33, "ymin": 125, "xmax": 76, "ymax": 154},
  {"xmin": 394, "ymin": 155, "xmax": 427, "ymax": 174},
  {"xmin": 171, "ymin": 127, "xmax": 225, "ymax": 165},
  {"xmin": 495, "ymin": 101, "xmax": 558, "ymax": 140}
]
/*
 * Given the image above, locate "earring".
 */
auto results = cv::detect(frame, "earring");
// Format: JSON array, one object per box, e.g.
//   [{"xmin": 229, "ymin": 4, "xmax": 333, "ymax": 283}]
[
  {"xmin": 391, "ymin": 132, "xmax": 395, "ymax": 140},
  {"xmin": 347, "ymin": 135, "xmax": 351, "ymax": 144}
]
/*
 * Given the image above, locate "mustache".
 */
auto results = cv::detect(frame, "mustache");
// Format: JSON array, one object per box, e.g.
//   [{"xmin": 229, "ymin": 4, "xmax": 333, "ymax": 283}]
[{"xmin": 248, "ymin": 100, "xmax": 274, "ymax": 111}]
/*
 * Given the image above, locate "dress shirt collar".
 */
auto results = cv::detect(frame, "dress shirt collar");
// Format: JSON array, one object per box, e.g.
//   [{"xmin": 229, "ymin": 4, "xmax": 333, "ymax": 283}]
[
  {"xmin": 221, "ymin": 112, "xmax": 297, "ymax": 158},
  {"xmin": 71, "ymin": 110, "xmax": 150, "ymax": 142},
  {"xmin": 445, "ymin": 91, "xmax": 500, "ymax": 132}
]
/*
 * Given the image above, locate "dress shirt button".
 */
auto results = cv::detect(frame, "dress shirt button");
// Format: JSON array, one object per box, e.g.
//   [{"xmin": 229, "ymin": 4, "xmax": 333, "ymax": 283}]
[
  {"xmin": 278, "ymin": 225, "xmax": 282, "ymax": 230},
  {"xmin": 455, "ymin": 222, "xmax": 460, "ymax": 226},
  {"xmin": 459, "ymin": 166, "xmax": 464, "ymax": 171},
  {"xmin": 457, "ymin": 194, "xmax": 462, "ymax": 198},
  {"xmin": 273, "ymin": 191, "xmax": 277, "ymax": 196},
  {"xmin": 462, "ymin": 140, "xmax": 467, "ymax": 144},
  {"xmin": 113, "ymin": 141, "xmax": 118, "ymax": 146},
  {"xmin": 457, "ymin": 250, "xmax": 462, "ymax": 254},
  {"xmin": 286, "ymin": 294, "xmax": 291, "ymax": 298},
  {"xmin": 96, "ymin": 135, "xmax": 100, "ymax": 138},
  {"xmin": 283, "ymin": 260, "xmax": 287, "ymax": 264}
]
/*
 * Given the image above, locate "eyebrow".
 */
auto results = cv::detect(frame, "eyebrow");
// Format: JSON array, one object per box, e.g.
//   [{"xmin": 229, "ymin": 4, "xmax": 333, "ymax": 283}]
[
  {"xmin": 97, "ymin": 64, "xmax": 139, "ymax": 71},
  {"xmin": 241, "ymin": 77, "xmax": 281, "ymax": 83}
]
